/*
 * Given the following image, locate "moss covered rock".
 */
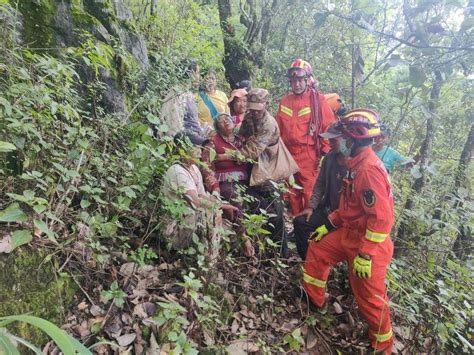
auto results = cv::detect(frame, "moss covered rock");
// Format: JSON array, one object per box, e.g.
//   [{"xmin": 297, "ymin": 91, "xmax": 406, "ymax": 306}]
[
  {"xmin": 15, "ymin": 0, "xmax": 57, "ymax": 49},
  {"xmin": 0, "ymin": 249, "xmax": 77, "ymax": 344},
  {"xmin": 9, "ymin": 0, "xmax": 149, "ymax": 120}
]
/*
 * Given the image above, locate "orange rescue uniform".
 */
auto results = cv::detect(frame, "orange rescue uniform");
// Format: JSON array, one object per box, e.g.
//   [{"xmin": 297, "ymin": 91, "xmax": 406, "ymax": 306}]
[
  {"xmin": 276, "ymin": 89, "xmax": 336, "ymax": 214},
  {"xmin": 302, "ymin": 148, "xmax": 395, "ymax": 354}
]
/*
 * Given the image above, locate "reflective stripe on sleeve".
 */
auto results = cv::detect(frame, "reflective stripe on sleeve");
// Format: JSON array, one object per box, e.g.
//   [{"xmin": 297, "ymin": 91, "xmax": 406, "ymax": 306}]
[
  {"xmin": 374, "ymin": 328, "xmax": 393, "ymax": 342},
  {"xmin": 365, "ymin": 229, "xmax": 388, "ymax": 243},
  {"xmin": 298, "ymin": 107, "xmax": 311, "ymax": 116},
  {"xmin": 303, "ymin": 272, "xmax": 327, "ymax": 288},
  {"xmin": 280, "ymin": 105, "xmax": 293, "ymax": 116}
]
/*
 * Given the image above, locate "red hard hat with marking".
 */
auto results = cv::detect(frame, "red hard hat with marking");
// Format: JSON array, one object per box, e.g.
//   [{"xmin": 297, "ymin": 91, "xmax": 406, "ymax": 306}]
[
  {"xmin": 341, "ymin": 109, "xmax": 381, "ymax": 139},
  {"xmin": 286, "ymin": 58, "xmax": 313, "ymax": 78}
]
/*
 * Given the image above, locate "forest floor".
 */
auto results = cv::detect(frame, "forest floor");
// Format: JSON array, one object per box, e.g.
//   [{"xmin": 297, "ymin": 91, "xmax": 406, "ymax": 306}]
[{"xmin": 48, "ymin": 236, "xmax": 407, "ymax": 354}]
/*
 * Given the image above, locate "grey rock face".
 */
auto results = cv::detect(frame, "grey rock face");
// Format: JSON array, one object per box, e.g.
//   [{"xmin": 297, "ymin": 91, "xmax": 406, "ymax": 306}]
[{"xmin": 13, "ymin": 0, "xmax": 149, "ymax": 120}]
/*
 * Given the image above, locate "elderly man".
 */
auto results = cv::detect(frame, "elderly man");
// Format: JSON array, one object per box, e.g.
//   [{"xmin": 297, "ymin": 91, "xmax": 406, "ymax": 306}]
[
  {"xmin": 238, "ymin": 88, "xmax": 289, "ymax": 256},
  {"xmin": 239, "ymin": 89, "xmax": 280, "ymax": 160}
]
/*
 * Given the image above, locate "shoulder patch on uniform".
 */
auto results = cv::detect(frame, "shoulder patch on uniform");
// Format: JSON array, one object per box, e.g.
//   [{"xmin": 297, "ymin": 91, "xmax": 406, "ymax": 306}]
[{"xmin": 363, "ymin": 189, "xmax": 376, "ymax": 208}]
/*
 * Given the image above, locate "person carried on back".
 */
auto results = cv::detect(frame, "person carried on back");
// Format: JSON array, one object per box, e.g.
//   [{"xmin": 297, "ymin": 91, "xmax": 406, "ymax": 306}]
[{"xmin": 239, "ymin": 88, "xmax": 299, "ymax": 257}]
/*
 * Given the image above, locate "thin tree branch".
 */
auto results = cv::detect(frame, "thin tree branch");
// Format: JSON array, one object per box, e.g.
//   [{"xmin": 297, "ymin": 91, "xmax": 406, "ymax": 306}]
[
  {"xmin": 329, "ymin": 12, "xmax": 474, "ymax": 52},
  {"xmin": 358, "ymin": 42, "xmax": 403, "ymax": 86}
]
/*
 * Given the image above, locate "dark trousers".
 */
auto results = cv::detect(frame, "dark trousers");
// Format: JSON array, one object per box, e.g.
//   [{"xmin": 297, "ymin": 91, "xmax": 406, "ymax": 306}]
[
  {"xmin": 293, "ymin": 207, "xmax": 329, "ymax": 260},
  {"xmin": 247, "ymin": 185, "xmax": 288, "ymax": 257}
]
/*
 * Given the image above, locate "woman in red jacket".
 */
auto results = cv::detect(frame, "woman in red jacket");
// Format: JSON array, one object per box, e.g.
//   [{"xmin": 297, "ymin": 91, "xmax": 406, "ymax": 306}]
[{"xmin": 201, "ymin": 113, "xmax": 254, "ymax": 256}]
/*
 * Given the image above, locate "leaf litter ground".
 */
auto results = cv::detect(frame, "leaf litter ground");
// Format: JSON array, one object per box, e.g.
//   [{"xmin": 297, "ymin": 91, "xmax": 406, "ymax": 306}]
[{"xmin": 44, "ymin": 238, "xmax": 407, "ymax": 354}]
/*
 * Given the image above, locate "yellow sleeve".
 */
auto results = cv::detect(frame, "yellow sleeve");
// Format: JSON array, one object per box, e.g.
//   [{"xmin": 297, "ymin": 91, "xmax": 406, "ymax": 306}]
[
  {"xmin": 215, "ymin": 90, "xmax": 230, "ymax": 114},
  {"xmin": 196, "ymin": 93, "xmax": 213, "ymax": 126},
  {"xmin": 223, "ymin": 92, "xmax": 230, "ymax": 113}
]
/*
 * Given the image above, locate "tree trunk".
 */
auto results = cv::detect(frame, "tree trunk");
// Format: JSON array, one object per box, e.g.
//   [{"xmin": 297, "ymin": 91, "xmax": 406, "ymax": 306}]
[
  {"xmin": 150, "ymin": 0, "xmax": 157, "ymax": 15},
  {"xmin": 396, "ymin": 70, "xmax": 443, "ymax": 252},
  {"xmin": 351, "ymin": 44, "xmax": 356, "ymax": 108},
  {"xmin": 452, "ymin": 123, "xmax": 474, "ymax": 259},
  {"xmin": 454, "ymin": 123, "xmax": 474, "ymax": 189},
  {"xmin": 260, "ymin": 0, "xmax": 278, "ymax": 46},
  {"xmin": 218, "ymin": 0, "xmax": 280, "ymax": 87},
  {"xmin": 279, "ymin": 18, "xmax": 291, "ymax": 51},
  {"xmin": 413, "ymin": 70, "xmax": 442, "ymax": 193},
  {"xmin": 218, "ymin": 0, "xmax": 251, "ymax": 87}
]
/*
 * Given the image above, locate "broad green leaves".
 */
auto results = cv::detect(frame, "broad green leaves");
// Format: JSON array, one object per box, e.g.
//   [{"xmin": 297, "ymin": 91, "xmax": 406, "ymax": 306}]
[
  {"xmin": 0, "ymin": 141, "xmax": 16, "ymax": 152},
  {"xmin": 101, "ymin": 281, "xmax": 127, "ymax": 308},
  {"xmin": 34, "ymin": 219, "xmax": 57, "ymax": 243},
  {"xmin": 10, "ymin": 230, "xmax": 32, "ymax": 249},
  {"xmin": 0, "ymin": 204, "xmax": 27, "ymax": 223},
  {"xmin": 283, "ymin": 328, "xmax": 305, "ymax": 351},
  {"xmin": 409, "ymin": 65, "xmax": 427, "ymax": 87},
  {"xmin": 0, "ymin": 97, "xmax": 12, "ymax": 116}
]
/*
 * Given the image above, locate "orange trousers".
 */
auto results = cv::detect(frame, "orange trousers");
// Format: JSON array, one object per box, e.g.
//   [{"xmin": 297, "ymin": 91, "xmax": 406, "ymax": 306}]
[
  {"xmin": 288, "ymin": 146, "xmax": 319, "ymax": 215},
  {"xmin": 303, "ymin": 228, "xmax": 394, "ymax": 353}
]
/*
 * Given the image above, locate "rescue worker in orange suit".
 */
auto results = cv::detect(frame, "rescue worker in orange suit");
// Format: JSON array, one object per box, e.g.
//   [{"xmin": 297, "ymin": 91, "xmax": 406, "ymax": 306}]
[
  {"xmin": 302, "ymin": 109, "xmax": 395, "ymax": 354},
  {"xmin": 276, "ymin": 59, "xmax": 336, "ymax": 215}
]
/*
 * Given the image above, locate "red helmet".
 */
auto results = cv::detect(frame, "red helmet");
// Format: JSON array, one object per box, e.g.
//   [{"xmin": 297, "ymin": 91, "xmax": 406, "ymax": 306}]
[
  {"xmin": 285, "ymin": 59, "xmax": 313, "ymax": 78},
  {"xmin": 341, "ymin": 109, "xmax": 381, "ymax": 139}
]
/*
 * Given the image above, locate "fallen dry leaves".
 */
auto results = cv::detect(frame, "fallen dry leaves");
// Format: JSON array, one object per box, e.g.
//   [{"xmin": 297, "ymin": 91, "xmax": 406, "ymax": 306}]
[{"xmin": 49, "ymin": 244, "xmax": 409, "ymax": 354}]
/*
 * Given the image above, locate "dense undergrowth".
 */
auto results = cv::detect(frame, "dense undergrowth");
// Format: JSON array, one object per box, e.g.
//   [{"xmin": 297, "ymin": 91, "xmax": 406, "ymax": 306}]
[{"xmin": 0, "ymin": 0, "xmax": 473, "ymax": 353}]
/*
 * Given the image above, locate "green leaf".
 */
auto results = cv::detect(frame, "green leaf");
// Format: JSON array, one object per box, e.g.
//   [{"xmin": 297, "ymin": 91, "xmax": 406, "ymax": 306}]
[
  {"xmin": 114, "ymin": 297, "xmax": 125, "ymax": 308},
  {"xmin": 3, "ymin": 330, "xmax": 42, "ymax": 354},
  {"xmin": 313, "ymin": 12, "xmax": 329, "ymax": 26},
  {"xmin": 0, "ymin": 315, "xmax": 90, "ymax": 354},
  {"xmin": 209, "ymin": 147, "xmax": 216, "ymax": 162},
  {"xmin": 0, "ymin": 141, "xmax": 16, "ymax": 153},
  {"xmin": 11, "ymin": 230, "xmax": 33, "ymax": 250},
  {"xmin": 0, "ymin": 204, "xmax": 28, "ymax": 222},
  {"xmin": 34, "ymin": 219, "xmax": 57, "ymax": 243},
  {"xmin": 409, "ymin": 65, "xmax": 427, "ymax": 87},
  {"xmin": 117, "ymin": 186, "xmax": 136, "ymax": 199},
  {"xmin": 22, "ymin": 190, "xmax": 35, "ymax": 201},
  {"xmin": 0, "ymin": 97, "xmax": 12, "ymax": 116},
  {"xmin": 33, "ymin": 205, "xmax": 47, "ymax": 214},
  {"xmin": 168, "ymin": 331, "xmax": 179, "ymax": 341},
  {"xmin": 146, "ymin": 114, "xmax": 160, "ymax": 125},
  {"xmin": 110, "ymin": 280, "xmax": 119, "ymax": 291},
  {"xmin": 0, "ymin": 330, "xmax": 20, "ymax": 355},
  {"xmin": 80, "ymin": 199, "xmax": 91, "ymax": 209},
  {"xmin": 6, "ymin": 193, "xmax": 29, "ymax": 203}
]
